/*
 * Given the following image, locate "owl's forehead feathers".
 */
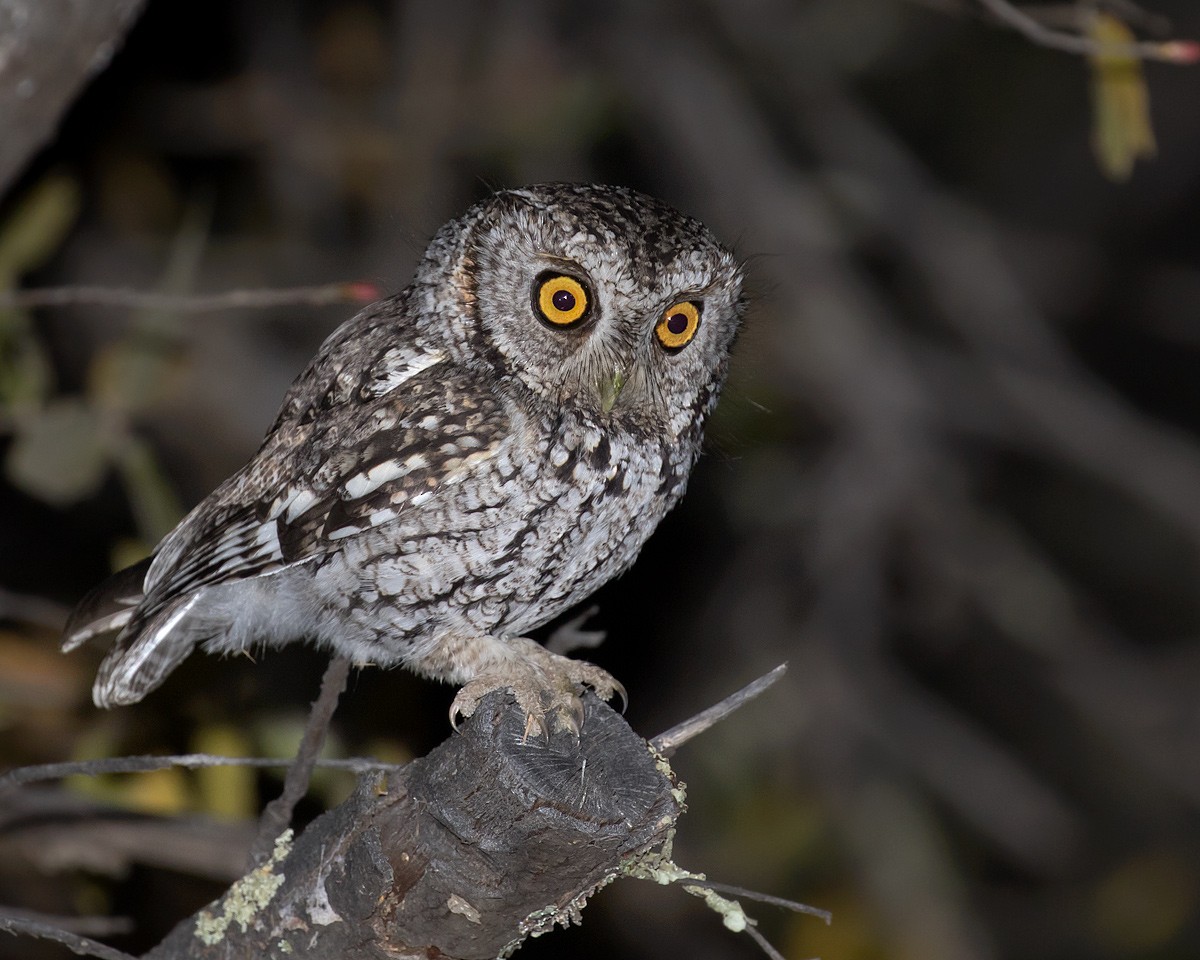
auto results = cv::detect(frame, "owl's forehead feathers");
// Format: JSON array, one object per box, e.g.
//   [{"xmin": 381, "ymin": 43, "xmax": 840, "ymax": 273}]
[{"xmin": 478, "ymin": 182, "xmax": 738, "ymax": 296}]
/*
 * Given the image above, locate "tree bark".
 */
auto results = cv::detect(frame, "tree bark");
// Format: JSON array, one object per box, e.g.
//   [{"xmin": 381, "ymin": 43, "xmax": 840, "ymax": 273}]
[{"xmin": 145, "ymin": 691, "xmax": 682, "ymax": 960}]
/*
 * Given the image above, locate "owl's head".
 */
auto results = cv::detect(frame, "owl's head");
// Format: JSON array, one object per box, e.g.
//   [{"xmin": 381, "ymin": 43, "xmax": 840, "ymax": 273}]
[{"xmin": 415, "ymin": 183, "xmax": 745, "ymax": 438}]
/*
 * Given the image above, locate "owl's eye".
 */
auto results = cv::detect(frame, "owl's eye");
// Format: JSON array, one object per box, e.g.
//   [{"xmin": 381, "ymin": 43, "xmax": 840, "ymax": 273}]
[
  {"xmin": 534, "ymin": 273, "xmax": 591, "ymax": 328},
  {"xmin": 655, "ymin": 301, "xmax": 701, "ymax": 351}
]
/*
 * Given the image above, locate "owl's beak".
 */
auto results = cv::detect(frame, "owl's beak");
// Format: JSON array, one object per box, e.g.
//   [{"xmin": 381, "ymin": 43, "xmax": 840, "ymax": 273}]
[{"xmin": 599, "ymin": 370, "xmax": 629, "ymax": 414}]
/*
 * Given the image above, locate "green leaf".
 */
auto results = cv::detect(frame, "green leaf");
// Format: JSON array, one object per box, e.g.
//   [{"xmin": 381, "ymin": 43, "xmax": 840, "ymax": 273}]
[
  {"xmin": 0, "ymin": 173, "xmax": 81, "ymax": 280},
  {"xmin": 5, "ymin": 399, "xmax": 110, "ymax": 505}
]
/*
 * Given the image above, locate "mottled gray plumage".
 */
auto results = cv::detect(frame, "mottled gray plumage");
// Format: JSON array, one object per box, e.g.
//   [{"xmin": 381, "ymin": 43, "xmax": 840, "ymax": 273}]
[{"xmin": 64, "ymin": 182, "xmax": 744, "ymax": 729}]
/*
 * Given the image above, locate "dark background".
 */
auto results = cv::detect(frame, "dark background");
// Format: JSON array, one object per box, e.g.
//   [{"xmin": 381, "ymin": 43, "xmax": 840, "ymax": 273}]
[{"xmin": 2, "ymin": 1, "xmax": 1200, "ymax": 958}]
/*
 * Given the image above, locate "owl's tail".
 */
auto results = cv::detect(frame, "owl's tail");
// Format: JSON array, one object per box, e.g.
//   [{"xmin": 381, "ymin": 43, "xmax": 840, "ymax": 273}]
[
  {"xmin": 62, "ymin": 558, "xmax": 152, "ymax": 652},
  {"xmin": 62, "ymin": 558, "xmax": 203, "ymax": 708}
]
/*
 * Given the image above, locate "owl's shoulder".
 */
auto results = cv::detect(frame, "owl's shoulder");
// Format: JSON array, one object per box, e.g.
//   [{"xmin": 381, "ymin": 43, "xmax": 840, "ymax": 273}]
[{"xmin": 268, "ymin": 293, "xmax": 443, "ymax": 433}]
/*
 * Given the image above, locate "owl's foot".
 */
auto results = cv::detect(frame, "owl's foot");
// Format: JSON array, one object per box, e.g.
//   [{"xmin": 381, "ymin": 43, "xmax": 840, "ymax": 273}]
[{"xmin": 448, "ymin": 636, "xmax": 625, "ymax": 738}]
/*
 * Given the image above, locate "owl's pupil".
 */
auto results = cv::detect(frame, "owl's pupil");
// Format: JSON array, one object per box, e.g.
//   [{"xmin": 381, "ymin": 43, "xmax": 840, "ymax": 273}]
[
  {"xmin": 552, "ymin": 289, "xmax": 576, "ymax": 312},
  {"xmin": 666, "ymin": 313, "xmax": 689, "ymax": 335}
]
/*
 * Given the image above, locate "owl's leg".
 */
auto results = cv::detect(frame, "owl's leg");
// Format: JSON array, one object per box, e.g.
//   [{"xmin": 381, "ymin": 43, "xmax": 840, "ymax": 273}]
[{"xmin": 425, "ymin": 633, "xmax": 625, "ymax": 737}]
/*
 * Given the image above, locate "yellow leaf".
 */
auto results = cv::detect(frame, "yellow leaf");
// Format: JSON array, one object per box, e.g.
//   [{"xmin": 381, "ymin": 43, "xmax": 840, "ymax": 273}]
[
  {"xmin": 192, "ymin": 724, "xmax": 258, "ymax": 820},
  {"xmin": 1088, "ymin": 13, "xmax": 1156, "ymax": 181},
  {"xmin": 119, "ymin": 767, "xmax": 193, "ymax": 815}
]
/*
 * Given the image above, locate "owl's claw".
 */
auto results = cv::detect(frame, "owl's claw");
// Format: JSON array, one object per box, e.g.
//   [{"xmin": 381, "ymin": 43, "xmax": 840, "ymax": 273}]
[
  {"xmin": 612, "ymin": 679, "xmax": 628, "ymax": 715},
  {"xmin": 447, "ymin": 638, "xmax": 625, "ymax": 738}
]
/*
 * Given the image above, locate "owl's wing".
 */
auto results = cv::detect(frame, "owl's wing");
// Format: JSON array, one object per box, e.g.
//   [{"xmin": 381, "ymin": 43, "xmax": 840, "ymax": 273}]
[
  {"xmin": 66, "ymin": 345, "xmax": 509, "ymax": 666},
  {"xmin": 144, "ymin": 358, "xmax": 509, "ymax": 604}
]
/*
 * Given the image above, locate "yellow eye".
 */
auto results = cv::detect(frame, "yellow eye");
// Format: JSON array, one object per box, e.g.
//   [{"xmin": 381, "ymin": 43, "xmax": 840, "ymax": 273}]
[
  {"xmin": 534, "ymin": 273, "xmax": 590, "ymax": 328},
  {"xmin": 655, "ymin": 301, "xmax": 701, "ymax": 351}
]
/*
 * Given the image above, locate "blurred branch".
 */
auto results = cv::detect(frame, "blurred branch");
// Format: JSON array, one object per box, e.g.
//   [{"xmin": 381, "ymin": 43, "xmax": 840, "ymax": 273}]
[
  {"xmin": 248, "ymin": 656, "xmax": 349, "ymax": 868},
  {"xmin": 0, "ymin": 910, "xmax": 137, "ymax": 960},
  {"xmin": 0, "ymin": 788, "xmax": 257, "ymax": 881},
  {"xmin": 0, "ymin": 585, "xmax": 70, "ymax": 629},
  {"xmin": 0, "ymin": 281, "xmax": 383, "ymax": 314},
  {"xmin": 0, "ymin": 752, "xmax": 403, "ymax": 794},
  {"xmin": 0, "ymin": 908, "xmax": 131, "ymax": 938},
  {"xmin": 975, "ymin": 0, "xmax": 1199, "ymax": 61}
]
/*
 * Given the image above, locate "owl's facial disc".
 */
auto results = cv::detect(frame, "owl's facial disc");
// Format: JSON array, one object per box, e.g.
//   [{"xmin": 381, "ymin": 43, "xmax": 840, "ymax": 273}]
[{"xmin": 450, "ymin": 183, "xmax": 744, "ymax": 427}]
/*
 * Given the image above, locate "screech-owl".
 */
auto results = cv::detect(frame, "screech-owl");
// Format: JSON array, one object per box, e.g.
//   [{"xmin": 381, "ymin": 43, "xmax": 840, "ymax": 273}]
[{"xmin": 63, "ymin": 183, "xmax": 745, "ymax": 732}]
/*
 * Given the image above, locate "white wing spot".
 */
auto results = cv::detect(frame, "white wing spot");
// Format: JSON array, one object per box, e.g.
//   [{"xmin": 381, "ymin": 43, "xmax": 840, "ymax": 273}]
[
  {"xmin": 368, "ymin": 507, "xmax": 398, "ymax": 527},
  {"xmin": 368, "ymin": 349, "xmax": 445, "ymax": 398},
  {"xmin": 343, "ymin": 460, "xmax": 409, "ymax": 500},
  {"xmin": 283, "ymin": 489, "xmax": 320, "ymax": 523}
]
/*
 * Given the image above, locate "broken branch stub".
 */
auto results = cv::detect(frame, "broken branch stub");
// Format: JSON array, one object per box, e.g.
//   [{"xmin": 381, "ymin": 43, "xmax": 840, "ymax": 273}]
[{"xmin": 145, "ymin": 691, "xmax": 682, "ymax": 960}]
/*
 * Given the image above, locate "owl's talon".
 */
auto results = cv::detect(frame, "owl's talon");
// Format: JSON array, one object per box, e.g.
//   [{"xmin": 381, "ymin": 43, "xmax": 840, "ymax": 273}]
[
  {"xmin": 445, "ymin": 636, "xmax": 625, "ymax": 737},
  {"xmin": 448, "ymin": 676, "xmax": 497, "ymax": 732},
  {"xmin": 522, "ymin": 710, "xmax": 549, "ymax": 742},
  {"xmin": 557, "ymin": 695, "xmax": 585, "ymax": 739}
]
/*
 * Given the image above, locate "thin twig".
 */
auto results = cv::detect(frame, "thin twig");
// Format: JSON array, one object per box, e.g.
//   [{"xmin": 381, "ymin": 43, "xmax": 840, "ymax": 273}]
[
  {"xmin": 0, "ymin": 281, "xmax": 382, "ymax": 314},
  {"xmin": 0, "ymin": 752, "xmax": 403, "ymax": 794},
  {"xmin": 650, "ymin": 663, "xmax": 787, "ymax": 756},
  {"xmin": 743, "ymin": 923, "xmax": 790, "ymax": 960},
  {"xmin": 683, "ymin": 879, "xmax": 832, "ymax": 923},
  {"xmin": 0, "ymin": 911, "xmax": 138, "ymax": 960},
  {"xmin": 975, "ymin": 0, "xmax": 1199, "ymax": 61},
  {"xmin": 745, "ymin": 921, "xmax": 813, "ymax": 960},
  {"xmin": 248, "ymin": 657, "xmax": 351, "ymax": 868}
]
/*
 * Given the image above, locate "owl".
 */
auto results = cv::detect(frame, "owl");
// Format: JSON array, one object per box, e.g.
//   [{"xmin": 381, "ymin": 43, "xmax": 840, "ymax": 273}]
[{"xmin": 63, "ymin": 183, "xmax": 745, "ymax": 733}]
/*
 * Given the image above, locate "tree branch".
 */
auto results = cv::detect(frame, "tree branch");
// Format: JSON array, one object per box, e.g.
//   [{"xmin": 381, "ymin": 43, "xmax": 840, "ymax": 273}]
[
  {"xmin": 142, "ymin": 691, "xmax": 682, "ymax": 960},
  {"xmin": 248, "ymin": 656, "xmax": 350, "ymax": 867},
  {"xmin": 0, "ymin": 911, "xmax": 138, "ymax": 960},
  {"xmin": 651, "ymin": 663, "xmax": 788, "ymax": 756},
  {"xmin": 975, "ymin": 0, "xmax": 1199, "ymax": 61},
  {"xmin": 0, "ymin": 282, "xmax": 382, "ymax": 314},
  {"xmin": 3, "ymin": 669, "xmax": 808, "ymax": 959},
  {"xmin": 0, "ymin": 753, "xmax": 401, "ymax": 794}
]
